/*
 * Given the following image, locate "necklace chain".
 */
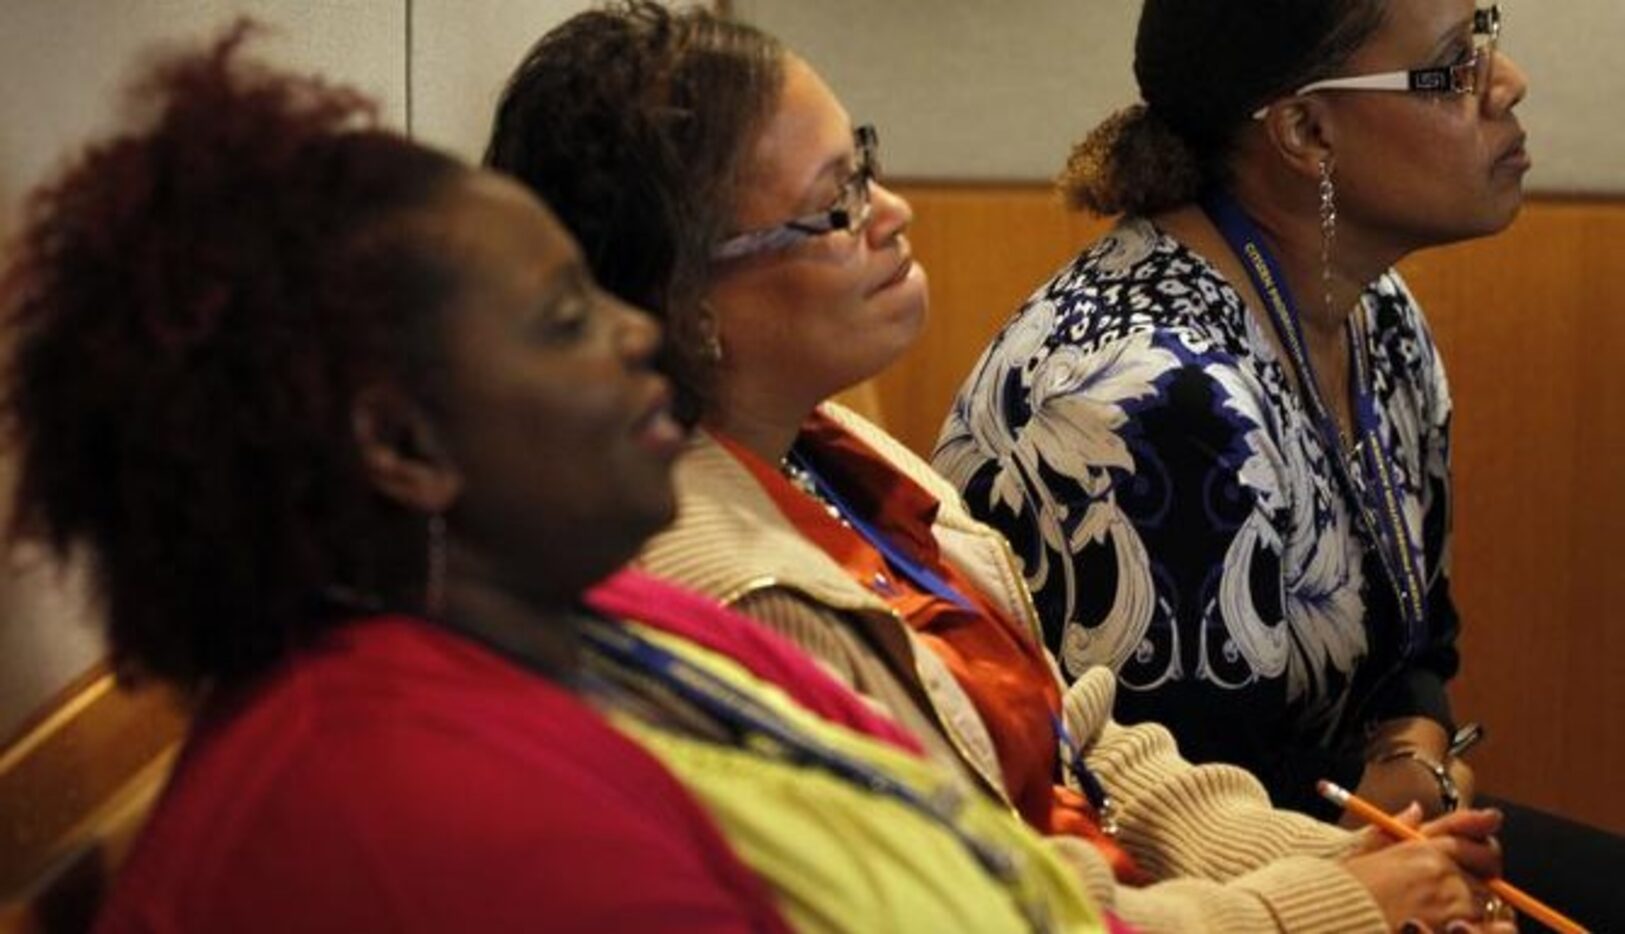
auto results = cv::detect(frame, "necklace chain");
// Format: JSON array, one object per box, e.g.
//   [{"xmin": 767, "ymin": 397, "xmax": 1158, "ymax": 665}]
[{"xmin": 779, "ymin": 457, "xmax": 852, "ymax": 528}]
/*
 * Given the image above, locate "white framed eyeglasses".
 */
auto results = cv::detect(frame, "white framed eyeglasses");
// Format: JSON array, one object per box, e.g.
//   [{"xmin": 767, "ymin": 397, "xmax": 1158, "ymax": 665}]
[
  {"xmin": 712, "ymin": 124, "xmax": 878, "ymax": 262},
  {"xmin": 1251, "ymin": 5, "xmax": 1501, "ymax": 120}
]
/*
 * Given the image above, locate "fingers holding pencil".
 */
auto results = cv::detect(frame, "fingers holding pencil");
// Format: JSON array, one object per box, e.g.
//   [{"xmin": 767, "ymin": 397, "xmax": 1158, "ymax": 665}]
[
  {"xmin": 1320, "ymin": 780, "xmax": 1591, "ymax": 934},
  {"xmin": 1345, "ymin": 797, "xmax": 1506, "ymax": 882},
  {"xmin": 1418, "ymin": 806, "xmax": 1506, "ymax": 881},
  {"xmin": 1343, "ymin": 835, "xmax": 1510, "ymax": 931}
]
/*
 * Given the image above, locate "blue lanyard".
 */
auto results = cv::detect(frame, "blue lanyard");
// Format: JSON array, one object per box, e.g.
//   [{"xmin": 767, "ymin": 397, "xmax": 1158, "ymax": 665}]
[
  {"xmin": 1200, "ymin": 191, "xmax": 1428, "ymax": 657},
  {"xmin": 785, "ymin": 448, "xmax": 975, "ymax": 613},
  {"xmin": 787, "ymin": 447, "xmax": 1118, "ymax": 829},
  {"xmin": 1052, "ymin": 714, "xmax": 1120, "ymax": 835},
  {"xmin": 577, "ymin": 617, "xmax": 1037, "ymax": 891}
]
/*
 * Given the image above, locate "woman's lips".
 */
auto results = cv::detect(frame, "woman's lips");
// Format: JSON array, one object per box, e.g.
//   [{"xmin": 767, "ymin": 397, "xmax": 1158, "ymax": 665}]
[
  {"xmin": 1496, "ymin": 133, "xmax": 1532, "ymax": 173},
  {"xmin": 871, "ymin": 254, "xmax": 917, "ymax": 295},
  {"xmin": 633, "ymin": 386, "xmax": 687, "ymax": 458}
]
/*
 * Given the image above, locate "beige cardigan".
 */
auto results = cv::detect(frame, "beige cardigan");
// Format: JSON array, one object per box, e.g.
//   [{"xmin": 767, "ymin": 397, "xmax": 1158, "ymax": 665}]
[{"xmin": 636, "ymin": 403, "xmax": 1388, "ymax": 933}]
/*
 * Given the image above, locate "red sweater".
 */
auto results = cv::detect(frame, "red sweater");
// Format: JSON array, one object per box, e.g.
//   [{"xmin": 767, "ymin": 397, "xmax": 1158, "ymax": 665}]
[{"xmin": 99, "ymin": 570, "xmax": 841, "ymax": 933}]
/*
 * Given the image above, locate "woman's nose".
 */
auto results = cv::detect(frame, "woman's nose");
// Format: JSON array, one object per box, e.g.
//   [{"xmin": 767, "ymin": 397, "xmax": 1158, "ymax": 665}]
[
  {"xmin": 864, "ymin": 180, "xmax": 914, "ymax": 246},
  {"xmin": 613, "ymin": 298, "xmax": 661, "ymax": 366},
  {"xmin": 1484, "ymin": 50, "xmax": 1528, "ymax": 115}
]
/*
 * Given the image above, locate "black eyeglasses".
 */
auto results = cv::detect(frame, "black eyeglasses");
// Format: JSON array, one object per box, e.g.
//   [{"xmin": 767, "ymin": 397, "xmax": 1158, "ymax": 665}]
[
  {"xmin": 712, "ymin": 124, "xmax": 879, "ymax": 262},
  {"xmin": 1252, "ymin": 5, "xmax": 1501, "ymax": 119}
]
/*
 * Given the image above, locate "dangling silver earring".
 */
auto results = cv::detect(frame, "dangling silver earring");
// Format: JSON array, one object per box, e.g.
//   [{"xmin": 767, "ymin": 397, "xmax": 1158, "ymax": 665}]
[
  {"xmin": 1319, "ymin": 156, "xmax": 1339, "ymax": 321},
  {"xmin": 424, "ymin": 513, "xmax": 446, "ymax": 616}
]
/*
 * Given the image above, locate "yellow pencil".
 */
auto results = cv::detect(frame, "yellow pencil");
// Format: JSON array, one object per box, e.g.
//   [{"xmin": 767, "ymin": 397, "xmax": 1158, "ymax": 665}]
[{"xmin": 1317, "ymin": 780, "xmax": 1588, "ymax": 934}]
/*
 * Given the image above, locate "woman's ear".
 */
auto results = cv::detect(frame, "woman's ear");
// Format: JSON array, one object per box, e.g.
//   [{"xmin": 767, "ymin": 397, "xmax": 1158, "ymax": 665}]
[
  {"xmin": 351, "ymin": 383, "xmax": 462, "ymax": 514},
  {"xmin": 1260, "ymin": 96, "xmax": 1337, "ymax": 181}
]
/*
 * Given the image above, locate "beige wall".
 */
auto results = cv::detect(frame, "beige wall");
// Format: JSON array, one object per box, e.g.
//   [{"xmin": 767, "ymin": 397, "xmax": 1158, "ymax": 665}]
[
  {"xmin": 0, "ymin": 0, "xmax": 408, "ymax": 238},
  {"xmin": 737, "ymin": 0, "xmax": 1625, "ymax": 195}
]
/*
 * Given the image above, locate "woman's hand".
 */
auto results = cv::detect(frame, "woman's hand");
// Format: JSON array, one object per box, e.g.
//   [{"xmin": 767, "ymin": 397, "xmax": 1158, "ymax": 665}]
[
  {"xmin": 1448, "ymin": 755, "xmax": 1476, "ymax": 809},
  {"xmin": 1418, "ymin": 806, "xmax": 1503, "ymax": 878},
  {"xmin": 1343, "ymin": 804, "xmax": 1511, "ymax": 932},
  {"xmin": 1345, "ymin": 756, "xmax": 1451, "ymax": 824},
  {"xmin": 1347, "ymin": 716, "xmax": 1475, "ymax": 822}
]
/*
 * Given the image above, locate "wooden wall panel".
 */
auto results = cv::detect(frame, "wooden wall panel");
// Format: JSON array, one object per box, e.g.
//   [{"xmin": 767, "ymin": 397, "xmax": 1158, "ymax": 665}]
[
  {"xmin": 1407, "ymin": 202, "xmax": 1625, "ymax": 834},
  {"xmin": 0, "ymin": 672, "xmax": 184, "ymax": 903},
  {"xmin": 887, "ymin": 183, "xmax": 1625, "ymax": 833},
  {"xmin": 875, "ymin": 186, "xmax": 1115, "ymax": 456}
]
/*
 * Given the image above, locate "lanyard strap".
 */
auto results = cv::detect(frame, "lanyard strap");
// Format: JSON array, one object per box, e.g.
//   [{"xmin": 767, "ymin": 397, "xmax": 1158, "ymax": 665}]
[
  {"xmin": 1052, "ymin": 714, "xmax": 1120, "ymax": 835},
  {"xmin": 578, "ymin": 617, "xmax": 1036, "ymax": 889},
  {"xmin": 787, "ymin": 448, "xmax": 1119, "ymax": 829},
  {"xmin": 1200, "ymin": 190, "xmax": 1428, "ymax": 657},
  {"xmin": 785, "ymin": 448, "xmax": 975, "ymax": 613}
]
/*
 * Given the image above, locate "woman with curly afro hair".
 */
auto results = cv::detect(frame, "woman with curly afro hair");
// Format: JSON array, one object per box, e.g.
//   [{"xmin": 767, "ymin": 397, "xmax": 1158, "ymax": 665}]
[{"xmin": 4, "ymin": 24, "xmax": 1119, "ymax": 934}]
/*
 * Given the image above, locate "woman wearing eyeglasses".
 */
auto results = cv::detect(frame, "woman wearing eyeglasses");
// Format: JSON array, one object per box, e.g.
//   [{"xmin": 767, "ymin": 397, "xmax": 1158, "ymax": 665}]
[
  {"xmin": 487, "ymin": 4, "xmax": 1520, "ymax": 931},
  {"xmin": 938, "ymin": 3, "xmax": 1625, "ymax": 923},
  {"xmin": 937, "ymin": 0, "xmax": 1519, "ymax": 830}
]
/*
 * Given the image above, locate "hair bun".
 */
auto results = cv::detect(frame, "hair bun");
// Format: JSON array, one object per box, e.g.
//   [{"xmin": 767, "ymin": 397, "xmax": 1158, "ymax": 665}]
[{"xmin": 1057, "ymin": 104, "xmax": 1203, "ymax": 217}]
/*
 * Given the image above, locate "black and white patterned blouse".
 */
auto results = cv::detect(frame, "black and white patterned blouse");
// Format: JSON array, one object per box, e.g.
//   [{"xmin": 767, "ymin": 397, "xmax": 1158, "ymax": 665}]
[{"xmin": 933, "ymin": 218, "xmax": 1461, "ymax": 816}]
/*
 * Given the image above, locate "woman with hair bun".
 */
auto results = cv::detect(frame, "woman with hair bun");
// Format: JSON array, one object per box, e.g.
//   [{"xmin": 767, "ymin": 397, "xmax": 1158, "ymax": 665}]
[
  {"xmin": 938, "ymin": 0, "xmax": 1527, "ymax": 823},
  {"xmin": 940, "ymin": 6, "xmax": 1625, "ymax": 918},
  {"xmin": 939, "ymin": 10, "xmax": 1625, "ymax": 923}
]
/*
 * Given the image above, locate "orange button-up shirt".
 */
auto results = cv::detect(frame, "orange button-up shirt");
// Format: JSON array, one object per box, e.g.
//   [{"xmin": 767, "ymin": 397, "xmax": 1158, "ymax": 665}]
[{"xmin": 718, "ymin": 415, "xmax": 1144, "ymax": 884}]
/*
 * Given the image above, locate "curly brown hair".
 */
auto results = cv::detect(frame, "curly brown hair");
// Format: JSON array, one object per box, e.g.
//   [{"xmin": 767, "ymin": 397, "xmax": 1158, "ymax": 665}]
[
  {"xmin": 1061, "ymin": 0, "xmax": 1386, "ymax": 216},
  {"xmin": 1, "ymin": 24, "xmax": 465, "ymax": 691},
  {"xmin": 484, "ymin": 1, "xmax": 784, "ymax": 424}
]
